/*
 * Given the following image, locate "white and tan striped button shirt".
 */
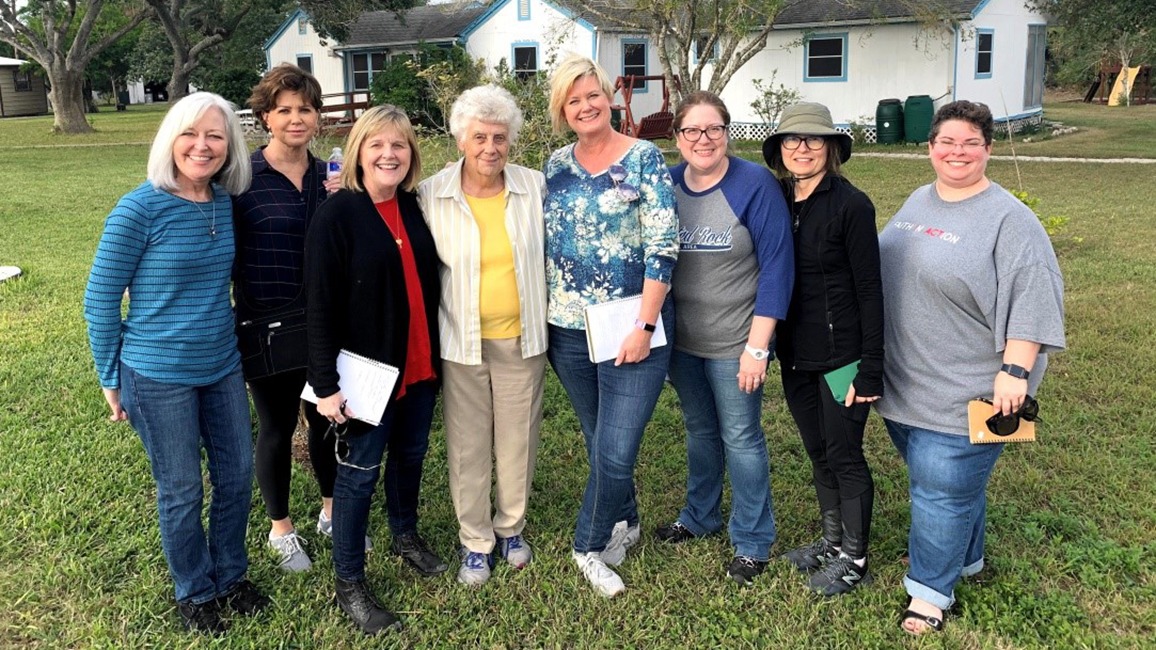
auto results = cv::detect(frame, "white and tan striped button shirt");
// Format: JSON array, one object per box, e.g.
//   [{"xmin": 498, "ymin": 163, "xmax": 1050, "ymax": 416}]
[{"xmin": 418, "ymin": 160, "xmax": 548, "ymax": 365}]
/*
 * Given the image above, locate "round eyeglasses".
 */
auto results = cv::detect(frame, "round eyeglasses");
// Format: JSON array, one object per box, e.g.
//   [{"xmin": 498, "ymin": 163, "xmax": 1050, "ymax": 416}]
[
  {"xmin": 677, "ymin": 125, "xmax": 728, "ymax": 141},
  {"xmin": 780, "ymin": 135, "xmax": 827, "ymax": 150}
]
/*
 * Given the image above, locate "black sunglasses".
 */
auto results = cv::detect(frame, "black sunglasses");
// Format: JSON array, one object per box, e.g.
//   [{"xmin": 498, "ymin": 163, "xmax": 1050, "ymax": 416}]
[{"xmin": 976, "ymin": 396, "xmax": 1040, "ymax": 436}]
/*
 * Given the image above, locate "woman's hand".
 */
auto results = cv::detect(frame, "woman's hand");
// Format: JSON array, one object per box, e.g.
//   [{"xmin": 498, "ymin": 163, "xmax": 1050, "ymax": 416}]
[
  {"xmin": 318, "ymin": 391, "xmax": 353, "ymax": 423},
  {"xmin": 615, "ymin": 328, "xmax": 653, "ymax": 366},
  {"xmin": 102, "ymin": 388, "xmax": 128, "ymax": 422},
  {"xmin": 992, "ymin": 372, "xmax": 1027, "ymax": 416},
  {"xmin": 323, "ymin": 177, "xmax": 341, "ymax": 194},
  {"xmin": 844, "ymin": 385, "xmax": 881, "ymax": 408},
  {"xmin": 737, "ymin": 354, "xmax": 768, "ymax": 394}
]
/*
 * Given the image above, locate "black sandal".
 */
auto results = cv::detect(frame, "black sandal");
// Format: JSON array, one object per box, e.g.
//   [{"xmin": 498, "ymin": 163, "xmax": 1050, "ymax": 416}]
[{"xmin": 900, "ymin": 606, "xmax": 944, "ymax": 635}]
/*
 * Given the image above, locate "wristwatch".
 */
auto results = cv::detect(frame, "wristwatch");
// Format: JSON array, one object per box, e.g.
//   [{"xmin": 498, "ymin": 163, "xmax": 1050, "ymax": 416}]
[
  {"xmin": 634, "ymin": 318, "xmax": 656, "ymax": 333},
  {"xmin": 1000, "ymin": 363, "xmax": 1030, "ymax": 380},
  {"xmin": 744, "ymin": 344, "xmax": 770, "ymax": 361}
]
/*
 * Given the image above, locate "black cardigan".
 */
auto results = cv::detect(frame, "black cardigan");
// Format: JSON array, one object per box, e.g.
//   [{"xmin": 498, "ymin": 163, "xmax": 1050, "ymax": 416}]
[
  {"xmin": 776, "ymin": 174, "xmax": 885, "ymax": 397},
  {"xmin": 303, "ymin": 188, "xmax": 441, "ymax": 415}
]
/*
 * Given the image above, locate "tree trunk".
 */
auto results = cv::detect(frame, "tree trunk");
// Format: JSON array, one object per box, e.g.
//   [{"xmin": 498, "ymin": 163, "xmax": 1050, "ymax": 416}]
[
  {"xmin": 167, "ymin": 47, "xmax": 192, "ymax": 101},
  {"xmin": 48, "ymin": 67, "xmax": 94, "ymax": 134}
]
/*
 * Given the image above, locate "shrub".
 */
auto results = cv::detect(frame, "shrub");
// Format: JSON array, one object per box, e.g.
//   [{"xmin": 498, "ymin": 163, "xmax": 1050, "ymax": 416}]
[{"xmin": 750, "ymin": 71, "xmax": 802, "ymax": 128}]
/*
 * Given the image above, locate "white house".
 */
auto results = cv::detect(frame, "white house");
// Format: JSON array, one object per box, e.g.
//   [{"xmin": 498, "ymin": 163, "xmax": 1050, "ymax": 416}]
[
  {"xmin": 0, "ymin": 56, "xmax": 48, "ymax": 117},
  {"xmin": 265, "ymin": 0, "xmax": 1047, "ymax": 138}
]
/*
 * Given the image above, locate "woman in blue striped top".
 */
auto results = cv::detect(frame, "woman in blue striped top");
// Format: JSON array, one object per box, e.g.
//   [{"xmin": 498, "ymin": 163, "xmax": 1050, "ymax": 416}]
[{"xmin": 83, "ymin": 93, "xmax": 266, "ymax": 636}]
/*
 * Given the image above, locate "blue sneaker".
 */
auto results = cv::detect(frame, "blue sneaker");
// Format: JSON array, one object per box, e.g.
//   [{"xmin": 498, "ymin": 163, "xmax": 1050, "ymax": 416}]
[
  {"xmin": 457, "ymin": 548, "xmax": 494, "ymax": 586},
  {"xmin": 497, "ymin": 535, "xmax": 533, "ymax": 569}
]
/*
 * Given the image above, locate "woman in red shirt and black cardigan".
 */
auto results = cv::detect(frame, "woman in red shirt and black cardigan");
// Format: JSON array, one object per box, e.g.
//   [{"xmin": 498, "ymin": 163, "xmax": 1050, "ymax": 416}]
[{"xmin": 304, "ymin": 105, "xmax": 443, "ymax": 636}]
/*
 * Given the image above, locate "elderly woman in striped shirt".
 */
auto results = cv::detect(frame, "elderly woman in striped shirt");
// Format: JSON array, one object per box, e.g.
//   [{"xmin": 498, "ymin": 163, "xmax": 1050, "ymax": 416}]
[{"xmin": 418, "ymin": 84, "xmax": 548, "ymax": 587}]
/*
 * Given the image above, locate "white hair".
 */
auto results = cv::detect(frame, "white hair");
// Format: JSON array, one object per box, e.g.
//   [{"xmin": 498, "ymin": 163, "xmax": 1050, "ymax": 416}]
[
  {"xmin": 449, "ymin": 84, "xmax": 524, "ymax": 144},
  {"xmin": 147, "ymin": 92, "xmax": 252, "ymax": 195}
]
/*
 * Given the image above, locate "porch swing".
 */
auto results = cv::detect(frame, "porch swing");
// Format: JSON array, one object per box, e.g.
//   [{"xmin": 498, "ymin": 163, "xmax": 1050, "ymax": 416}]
[{"xmin": 611, "ymin": 74, "xmax": 681, "ymax": 140}]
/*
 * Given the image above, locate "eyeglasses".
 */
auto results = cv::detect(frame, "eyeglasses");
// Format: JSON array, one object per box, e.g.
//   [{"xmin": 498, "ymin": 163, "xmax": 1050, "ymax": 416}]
[
  {"xmin": 932, "ymin": 138, "xmax": 988, "ymax": 152},
  {"xmin": 607, "ymin": 164, "xmax": 640, "ymax": 202},
  {"xmin": 328, "ymin": 420, "xmax": 383, "ymax": 472},
  {"xmin": 976, "ymin": 396, "xmax": 1041, "ymax": 436},
  {"xmin": 780, "ymin": 135, "xmax": 827, "ymax": 150},
  {"xmin": 676, "ymin": 125, "xmax": 727, "ymax": 141}
]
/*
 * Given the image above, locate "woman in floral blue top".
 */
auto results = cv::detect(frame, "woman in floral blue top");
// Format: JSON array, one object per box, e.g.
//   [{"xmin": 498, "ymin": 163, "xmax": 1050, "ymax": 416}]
[{"xmin": 543, "ymin": 54, "xmax": 678, "ymax": 598}]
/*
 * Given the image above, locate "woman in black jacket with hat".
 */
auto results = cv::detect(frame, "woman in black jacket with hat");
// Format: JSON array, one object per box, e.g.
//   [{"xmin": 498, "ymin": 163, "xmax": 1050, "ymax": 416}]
[{"xmin": 764, "ymin": 102, "xmax": 884, "ymax": 596}]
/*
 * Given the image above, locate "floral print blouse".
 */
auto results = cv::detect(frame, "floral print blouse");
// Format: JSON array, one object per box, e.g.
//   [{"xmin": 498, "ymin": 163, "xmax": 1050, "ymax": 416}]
[{"xmin": 544, "ymin": 139, "xmax": 678, "ymax": 329}]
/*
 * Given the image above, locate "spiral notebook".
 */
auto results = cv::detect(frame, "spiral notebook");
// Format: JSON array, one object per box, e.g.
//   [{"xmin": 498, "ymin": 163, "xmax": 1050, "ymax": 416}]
[
  {"xmin": 301, "ymin": 350, "xmax": 399, "ymax": 426},
  {"xmin": 967, "ymin": 399, "xmax": 1036, "ymax": 444},
  {"xmin": 583, "ymin": 294, "xmax": 667, "ymax": 363}
]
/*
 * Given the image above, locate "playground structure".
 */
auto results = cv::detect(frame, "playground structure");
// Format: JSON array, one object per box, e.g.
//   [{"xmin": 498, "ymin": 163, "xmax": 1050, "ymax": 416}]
[
  {"xmin": 611, "ymin": 74, "xmax": 681, "ymax": 140},
  {"xmin": 1083, "ymin": 62, "xmax": 1152, "ymax": 104}
]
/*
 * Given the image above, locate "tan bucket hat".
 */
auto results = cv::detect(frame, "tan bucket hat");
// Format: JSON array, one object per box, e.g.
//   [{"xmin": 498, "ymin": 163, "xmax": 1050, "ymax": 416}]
[{"xmin": 762, "ymin": 102, "xmax": 852, "ymax": 168}]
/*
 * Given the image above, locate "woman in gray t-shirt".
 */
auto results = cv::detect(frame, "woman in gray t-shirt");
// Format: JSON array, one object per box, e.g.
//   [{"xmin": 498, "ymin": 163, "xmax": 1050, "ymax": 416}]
[{"xmin": 877, "ymin": 100, "xmax": 1065, "ymax": 635}]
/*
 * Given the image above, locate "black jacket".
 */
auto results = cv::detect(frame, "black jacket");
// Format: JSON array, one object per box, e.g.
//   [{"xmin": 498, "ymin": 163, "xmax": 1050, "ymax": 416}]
[
  {"xmin": 776, "ymin": 174, "xmax": 884, "ymax": 397},
  {"xmin": 304, "ymin": 188, "xmax": 441, "ymax": 415}
]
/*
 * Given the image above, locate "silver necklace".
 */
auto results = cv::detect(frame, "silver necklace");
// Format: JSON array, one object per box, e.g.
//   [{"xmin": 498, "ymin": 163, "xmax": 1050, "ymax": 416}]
[{"xmin": 191, "ymin": 196, "xmax": 217, "ymax": 237}]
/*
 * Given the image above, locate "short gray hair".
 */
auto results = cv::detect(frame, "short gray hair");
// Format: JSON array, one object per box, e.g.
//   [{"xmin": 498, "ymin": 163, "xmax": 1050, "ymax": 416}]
[
  {"xmin": 147, "ymin": 92, "xmax": 252, "ymax": 196},
  {"xmin": 449, "ymin": 84, "xmax": 524, "ymax": 144}
]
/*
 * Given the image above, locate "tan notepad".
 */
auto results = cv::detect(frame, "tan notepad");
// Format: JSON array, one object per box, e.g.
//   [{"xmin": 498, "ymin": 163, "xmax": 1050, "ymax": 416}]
[{"xmin": 968, "ymin": 399, "xmax": 1036, "ymax": 444}]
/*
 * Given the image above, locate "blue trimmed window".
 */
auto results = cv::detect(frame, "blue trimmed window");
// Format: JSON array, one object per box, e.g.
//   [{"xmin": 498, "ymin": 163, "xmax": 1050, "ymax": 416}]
[
  {"xmin": 297, "ymin": 17, "xmax": 307, "ymax": 35},
  {"xmin": 976, "ymin": 29, "xmax": 994, "ymax": 79},
  {"xmin": 623, "ymin": 40, "xmax": 648, "ymax": 91},
  {"xmin": 692, "ymin": 36, "xmax": 719, "ymax": 64},
  {"xmin": 517, "ymin": 0, "xmax": 530, "ymax": 21},
  {"xmin": 350, "ymin": 52, "xmax": 386, "ymax": 92},
  {"xmin": 804, "ymin": 33, "xmax": 847, "ymax": 82},
  {"xmin": 296, "ymin": 54, "xmax": 313, "ymax": 74},
  {"xmin": 512, "ymin": 43, "xmax": 538, "ymax": 80}
]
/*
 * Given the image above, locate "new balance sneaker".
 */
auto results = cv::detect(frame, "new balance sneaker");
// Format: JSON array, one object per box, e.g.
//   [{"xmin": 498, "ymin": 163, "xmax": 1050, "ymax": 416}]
[
  {"xmin": 655, "ymin": 520, "xmax": 697, "ymax": 544},
  {"xmin": 177, "ymin": 599, "xmax": 227, "ymax": 635},
  {"xmin": 808, "ymin": 554, "xmax": 871, "ymax": 596},
  {"xmin": 269, "ymin": 529, "xmax": 312, "ymax": 572},
  {"xmin": 572, "ymin": 551, "xmax": 626, "ymax": 598},
  {"xmin": 497, "ymin": 534, "xmax": 533, "ymax": 569},
  {"xmin": 457, "ymin": 548, "xmax": 494, "ymax": 586},
  {"xmin": 727, "ymin": 555, "xmax": 768, "ymax": 585},
  {"xmin": 601, "ymin": 520, "xmax": 641, "ymax": 567},
  {"xmin": 317, "ymin": 509, "xmax": 373, "ymax": 552},
  {"xmin": 783, "ymin": 538, "xmax": 840, "ymax": 573}
]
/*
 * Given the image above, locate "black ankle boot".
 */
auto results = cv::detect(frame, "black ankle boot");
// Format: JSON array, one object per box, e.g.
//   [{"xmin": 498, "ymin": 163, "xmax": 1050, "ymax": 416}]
[{"xmin": 335, "ymin": 577, "xmax": 402, "ymax": 635}]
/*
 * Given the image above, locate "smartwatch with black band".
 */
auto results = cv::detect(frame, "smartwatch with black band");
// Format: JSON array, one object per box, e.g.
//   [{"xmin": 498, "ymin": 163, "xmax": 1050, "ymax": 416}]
[{"xmin": 1000, "ymin": 363, "xmax": 1030, "ymax": 380}]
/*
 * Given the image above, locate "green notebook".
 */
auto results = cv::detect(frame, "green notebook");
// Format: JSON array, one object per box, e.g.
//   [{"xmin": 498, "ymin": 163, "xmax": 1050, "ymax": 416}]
[{"xmin": 823, "ymin": 360, "xmax": 860, "ymax": 404}]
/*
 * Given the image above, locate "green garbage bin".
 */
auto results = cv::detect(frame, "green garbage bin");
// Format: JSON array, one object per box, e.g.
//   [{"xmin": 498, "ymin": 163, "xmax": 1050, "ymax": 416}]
[
  {"xmin": 875, "ymin": 99, "xmax": 904, "ymax": 144},
  {"xmin": 904, "ymin": 95, "xmax": 934, "ymax": 143}
]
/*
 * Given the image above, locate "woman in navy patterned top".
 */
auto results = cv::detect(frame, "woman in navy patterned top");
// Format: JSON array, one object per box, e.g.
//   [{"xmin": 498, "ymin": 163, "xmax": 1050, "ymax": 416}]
[
  {"xmin": 84, "ymin": 93, "xmax": 266, "ymax": 635},
  {"xmin": 543, "ymin": 54, "xmax": 678, "ymax": 598},
  {"xmin": 233, "ymin": 64, "xmax": 350, "ymax": 574}
]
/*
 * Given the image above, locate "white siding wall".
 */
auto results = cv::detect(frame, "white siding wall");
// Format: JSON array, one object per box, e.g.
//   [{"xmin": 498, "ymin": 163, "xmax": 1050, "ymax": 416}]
[
  {"xmin": 266, "ymin": 15, "xmax": 346, "ymax": 96},
  {"xmin": 954, "ymin": 0, "xmax": 1046, "ymax": 119},
  {"xmin": 466, "ymin": 0, "xmax": 595, "ymax": 79},
  {"xmin": 595, "ymin": 33, "xmax": 666, "ymax": 119}
]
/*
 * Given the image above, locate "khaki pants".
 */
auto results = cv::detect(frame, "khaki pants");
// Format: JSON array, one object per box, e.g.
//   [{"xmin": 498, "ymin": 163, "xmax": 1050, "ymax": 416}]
[{"xmin": 442, "ymin": 337, "xmax": 546, "ymax": 553}]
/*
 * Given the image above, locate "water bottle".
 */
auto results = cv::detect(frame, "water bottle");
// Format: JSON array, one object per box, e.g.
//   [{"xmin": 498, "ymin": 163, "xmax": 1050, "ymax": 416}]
[{"xmin": 327, "ymin": 147, "xmax": 343, "ymax": 180}]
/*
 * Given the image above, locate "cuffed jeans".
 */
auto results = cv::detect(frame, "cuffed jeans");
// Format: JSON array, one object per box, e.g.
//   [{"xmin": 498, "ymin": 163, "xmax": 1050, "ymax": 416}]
[
  {"xmin": 547, "ymin": 303, "xmax": 672, "ymax": 554},
  {"xmin": 120, "ymin": 362, "xmax": 253, "ymax": 605},
  {"xmin": 668, "ymin": 350, "xmax": 776, "ymax": 560},
  {"xmin": 886, "ymin": 419, "xmax": 1004, "ymax": 610},
  {"xmin": 332, "ymin": 380, "xmax": 437, "ymax": 582}
]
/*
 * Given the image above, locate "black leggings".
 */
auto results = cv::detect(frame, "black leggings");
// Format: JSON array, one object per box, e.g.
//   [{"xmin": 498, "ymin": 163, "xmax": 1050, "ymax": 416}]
[
  {"xmin": 780, "ymin": 364, "xmax": 874, "ymax": 553},
  {"xmin": 249, "ymin": 368, "xmax": 336, "ymax": 522}
]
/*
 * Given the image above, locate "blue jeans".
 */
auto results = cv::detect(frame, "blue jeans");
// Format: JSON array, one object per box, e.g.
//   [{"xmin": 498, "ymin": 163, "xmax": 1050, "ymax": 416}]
[
  {"xmin": 667, "ymin": 350, "xmax": 775, "ymax": 560},
  {"xmin": 120, "ymin": 362, "xmax": 253, "ymax": 605},
  {"xmin": 547, "ymin": 304, "xmax": 672, "ymax": 554},
  {"xmin": 886, "ymin": 419, "xmax": 1004, "ymax": 610},
  {"xmin": 332, "ymin": 381, "xmax": 437, "ymax": 581}
]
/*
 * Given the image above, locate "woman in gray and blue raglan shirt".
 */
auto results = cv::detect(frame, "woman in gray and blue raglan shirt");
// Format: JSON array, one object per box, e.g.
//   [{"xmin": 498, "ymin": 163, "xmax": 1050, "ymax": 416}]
[
  {"xmin": 877, "ymin": 100, "xmax": 1065, "ymax": 635},
  {"xmin": 658, "ymin": 91, "xmax": 794, "ymax": 586},
  {"xmin": 84, "ymin": 93, "xmax": 267, "ymax": 635}
]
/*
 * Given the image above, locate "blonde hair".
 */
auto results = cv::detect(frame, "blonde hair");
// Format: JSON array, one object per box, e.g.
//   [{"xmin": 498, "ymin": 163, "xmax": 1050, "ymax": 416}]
[
  {"xmin": 147, "ymin": 92, "xmax": 251, "ymax": 195},
  {"xmin": 339, "ymin": 104, "xmax": 423, "ymax": 194},
  {"xmin": 547, "ymin": 53, "xmax": 614, "ymax": 135}
]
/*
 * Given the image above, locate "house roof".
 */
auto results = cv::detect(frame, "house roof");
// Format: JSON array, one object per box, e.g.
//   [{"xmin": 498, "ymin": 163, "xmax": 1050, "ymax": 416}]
[
  {"xmin": 338, "ymin": 4, "xmax": 487, "ymax": 49},
  {"xmin": 0, "ymin": 57, "xmax": 28, "ymax": 67},
  {"xmin": 773, "ymin": 0, "xmax": 986, "ymax": 27}
]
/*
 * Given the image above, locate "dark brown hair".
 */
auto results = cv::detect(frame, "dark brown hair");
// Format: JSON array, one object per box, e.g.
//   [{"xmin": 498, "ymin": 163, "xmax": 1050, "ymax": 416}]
[
  {"xmin": 673, "ymin": 90, "xmax": 731, "ymax": 130},
  {"xmin": 246, "ymin": 64, "xmax": 324, "ymax": 132},
  {"xmin": 929, "ymin": 100, "xmax": 994, "ymax": 144}
]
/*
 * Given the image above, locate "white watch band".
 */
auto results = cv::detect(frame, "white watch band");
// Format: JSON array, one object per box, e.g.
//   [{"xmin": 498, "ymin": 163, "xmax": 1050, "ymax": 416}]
[{"xmin": 744, "ymin": 344, "xmax": 770, "ymax": 361}]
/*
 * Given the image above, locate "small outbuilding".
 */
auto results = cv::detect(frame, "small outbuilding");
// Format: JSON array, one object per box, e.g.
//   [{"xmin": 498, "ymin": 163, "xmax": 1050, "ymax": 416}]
[{"xmin": 0, "ymin": 57, "xmax": 49, "ymax": 117}]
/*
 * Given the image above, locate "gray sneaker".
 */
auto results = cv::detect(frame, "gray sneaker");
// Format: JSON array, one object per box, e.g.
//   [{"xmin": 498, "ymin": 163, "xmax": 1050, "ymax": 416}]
[
  {"xmin": 457, "ymin": 548, "xmax": 494, "ymax": 586},
  {"xmin": 269, "ymin": 530, "xmax": 312, "ymax": 572},
  {"xmin": 317, "ymin": 510, "xmax": 373, "ymax": 552},
  {"xmin": 601, "ymin": 520, "xmax": 640, "ymax": 567},
  {"xmin": 497, "ymin": 535, "xmax": 533, "ymax": 569}
]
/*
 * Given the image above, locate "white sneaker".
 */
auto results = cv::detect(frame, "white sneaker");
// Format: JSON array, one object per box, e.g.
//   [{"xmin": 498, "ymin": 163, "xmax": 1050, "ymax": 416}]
[
  {"xmin": 601, "ymin": 520, "xmax": 641, "ymax": 567},
  {"xmin": 317, "ymin": 509, "xmax": 374, "ymax": 552},
  {"xmin": 268, "ymin": 530, "xmax": 312, "ymax": 572},
  {"xmin": 572, "ymin": 551, "xmax": 625, "ymax": 597}
]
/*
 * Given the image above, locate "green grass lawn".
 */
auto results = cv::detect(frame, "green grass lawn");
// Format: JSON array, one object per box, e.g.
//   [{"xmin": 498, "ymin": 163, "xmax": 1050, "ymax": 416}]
[{"xmin": 1, "ymin": 97, "xmax": 1153, "ymax": 648}]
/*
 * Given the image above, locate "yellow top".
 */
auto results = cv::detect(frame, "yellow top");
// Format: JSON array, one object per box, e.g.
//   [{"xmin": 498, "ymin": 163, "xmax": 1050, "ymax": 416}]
[{"xmin": 465, "ymin": 191, "xmax": 521, "ymax": 339}]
